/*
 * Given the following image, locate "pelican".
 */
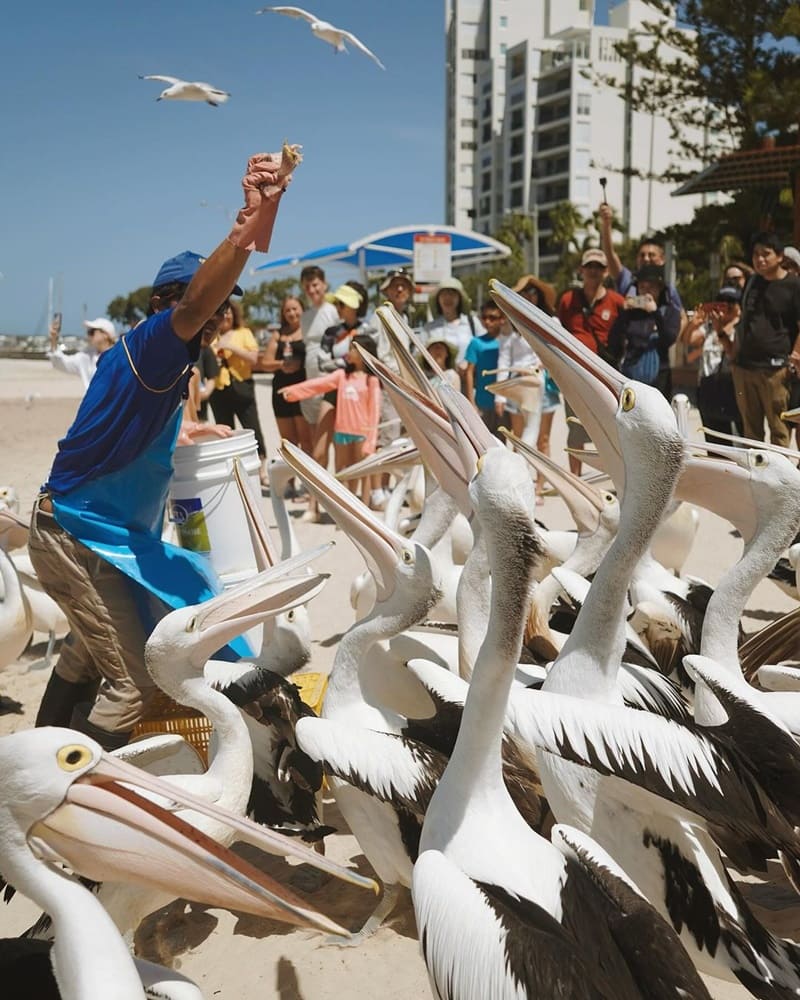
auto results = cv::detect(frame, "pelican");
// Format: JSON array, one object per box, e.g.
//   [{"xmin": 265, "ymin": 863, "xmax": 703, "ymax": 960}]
[
  {"xmin": 0, "ymin": 545, "xmax": 32, "ymax": 713},
  {"xmin": 413, "ymin": 447, "xmax": 710, "ymax": 1000},
  {"xmin": 0, "ymin": 727, "xmax": 372, "ymax": 999},
  {"xmin": 91, "ymin": 553, "xmax": 339, "ymax": 936},
  {"xmin": 491, "ymin": 280, "xmax": 800, "ymax": 993}
]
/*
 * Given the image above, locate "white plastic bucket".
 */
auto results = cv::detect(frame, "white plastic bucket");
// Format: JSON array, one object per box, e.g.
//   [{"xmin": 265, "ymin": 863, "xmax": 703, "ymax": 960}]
[{"xmin": 169, "ymin": 429, "xmax": 262, "ymax": 582}]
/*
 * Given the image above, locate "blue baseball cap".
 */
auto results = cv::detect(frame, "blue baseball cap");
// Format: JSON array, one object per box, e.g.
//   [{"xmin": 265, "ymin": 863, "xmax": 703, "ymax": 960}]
[{"xmin": 151, "ymin": 250, "xmax": 243, "ymax": 296}]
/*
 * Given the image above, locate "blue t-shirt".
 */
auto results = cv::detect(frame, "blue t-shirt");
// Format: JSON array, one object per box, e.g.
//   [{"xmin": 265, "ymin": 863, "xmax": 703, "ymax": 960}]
[
  {"xmin": 48, "ymin": 309, "xmax": 197, "ymax": 495},
  {"xmin": 465, "ymin": 334, "xmax": 500, "ymax": 409}
]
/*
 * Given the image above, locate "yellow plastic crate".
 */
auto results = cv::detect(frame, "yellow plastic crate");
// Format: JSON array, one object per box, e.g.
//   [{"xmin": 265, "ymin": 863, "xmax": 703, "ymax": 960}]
[
  {"xmin": 289, "ymin": 671, "xmax": 328, "ymax": 715},
  {"xmin": 132, "ymin": 689, "xmax": 213, "ymax": 766},
  {"xmin": 131, "ymin": 672, "xmax": 327, "ymax": 767}
]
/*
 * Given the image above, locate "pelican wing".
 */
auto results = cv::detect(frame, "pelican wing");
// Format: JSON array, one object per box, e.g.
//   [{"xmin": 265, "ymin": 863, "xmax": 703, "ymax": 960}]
[
  {"xmin": 617, "ymin": 662, "xmax": 692, "ymax": 723},
  {"xmin": 139, "ymin": 74, "xmax": 182, "ymax": 84},
  {"xmin": 511, "ymin": 686, "xmax": 800, "ymax": 872},
  {"xmin": 552, "ymin": 827, "xmax": 713, "ymax": 999},
  {"xmin": 413, "ymin": 851, "xmax": 636, "ymax": 1000},
  {"xmin": 297, "ymin": 717, "xmax": 445, "ymax": 816},
  {"xmin": 337, "ymin": 28, "xmax": 386, "ymax": 69},
  {"xmin": 261, "ymin": 5, "xmax": 317, "ymax": 21}
]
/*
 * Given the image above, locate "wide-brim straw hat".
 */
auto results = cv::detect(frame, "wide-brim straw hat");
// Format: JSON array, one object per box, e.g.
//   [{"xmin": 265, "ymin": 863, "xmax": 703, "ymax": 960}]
[{"xmin": 512, "ymin": 275, "xmax": 557, "ymax": 314}]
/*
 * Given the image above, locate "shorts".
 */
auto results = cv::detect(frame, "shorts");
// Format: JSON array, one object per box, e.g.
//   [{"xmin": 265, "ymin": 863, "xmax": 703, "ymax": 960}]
[{"xmin": 333, "ymin": 432, "xmax": 365, "ymax": 445}]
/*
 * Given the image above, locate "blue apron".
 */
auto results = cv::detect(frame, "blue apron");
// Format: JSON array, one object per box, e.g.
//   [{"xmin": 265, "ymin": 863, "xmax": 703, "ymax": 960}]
[{"xmin": 51, "ymin": 410, "xmax": 251, "ymax": 660}]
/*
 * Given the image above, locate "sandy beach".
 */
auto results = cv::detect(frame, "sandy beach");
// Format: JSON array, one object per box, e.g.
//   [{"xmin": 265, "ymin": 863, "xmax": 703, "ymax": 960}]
[{"xmin": 0, "ymin": 356, "xmax": 797, "ymax": 999}]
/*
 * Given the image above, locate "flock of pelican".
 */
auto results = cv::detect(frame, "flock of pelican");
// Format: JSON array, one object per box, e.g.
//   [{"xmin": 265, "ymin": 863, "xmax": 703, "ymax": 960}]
[{"xmin": 2, "ymin": 280, "xmax": 800, "ymax": 998}]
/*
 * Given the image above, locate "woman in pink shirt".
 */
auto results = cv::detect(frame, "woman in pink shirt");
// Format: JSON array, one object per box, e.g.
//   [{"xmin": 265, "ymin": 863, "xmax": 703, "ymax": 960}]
[{"xmin": 280, "ymin": 333, "xmax": 381, "ymax": 504}]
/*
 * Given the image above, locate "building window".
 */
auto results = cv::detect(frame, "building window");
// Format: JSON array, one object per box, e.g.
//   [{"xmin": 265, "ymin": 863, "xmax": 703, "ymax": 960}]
[
  {"xmin": 482, "ymin": 154, "xmax": 492, "ymax": 167},
  {"xmin": 461, "ymin": 141, "xmax": 477, "ymax": 151},
  {"xmin": 510, "ymin": 186, "xmax": 524, "ymax": 208},
  {"xmin": 576, "ymin": 93, "xmax": 591, "ymax": 116},
  {"xmin": 510, "ymin": 107, "xmax": 524, "ymax": 131},
  {"xmin": 510, "ymin": 161, "xmax": 523, "ymax": 182},
  {"xmin": 461, "ymin": 48, "xmax": 488, "ymax": 61},
  {"xmin": 510, "ymin": 134, "xmax": 524, "ymax": 157},
  {"xmin": 598, "ymin": 37, "xmax": 622, "ymax": 63},
  {"xmin": 574, "ymin": 39, "xmax": 590, "ymax": 59},
  {"xmin": 510, "ymin": 52, "xmax": 525, "ymax": 78},
  {"xmin": 481, "ymin": 171, "xmax": 491, "ymax": 192},
  {"xmin": 509, "ymin": 88, "xmax": 524, "ymax": 105},
  {"xmin": 460, "ymin": 118, "xmax": 477, "ymax": 129},
  {"xmin": 499, "ymin": 15, "xmax": 508, "ymax": 27},
  {"xmin": 480, "ymin": 196, "xmax": 491, "ymax": 215},
  {"xmin": 499, "ymin": 43, "xmax": 507, "ymax": 54},
  {"xmin": 482, "ymin": 122, "xmax": 492, "ymax": 143},
  {"xmin": 482, "ymin": 97, "xmax": 492, "ymax": 118},
  {"xmin": 574, "ymin": 121, "xmax": 591, "ymax": 145}
]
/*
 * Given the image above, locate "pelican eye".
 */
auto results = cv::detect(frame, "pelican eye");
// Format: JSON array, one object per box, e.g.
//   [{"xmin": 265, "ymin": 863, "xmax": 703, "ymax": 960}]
[
  {"xmin": 753, "ymin": 452, "xmax": 767, "ymax": 467},
  {"xmin": 57, "ymin": 744, "xmax": 92, "ymax": 771},
  {"xmin": 285, "ymin": 609, "xmax": 296, "ymax": 623},
  {"xmin": 621, "ymin": 387, "xmax": 636, "ymax": 412},
  {"xmin": 185, "ymin": 615, "xmax": 198, "ymax": 633},
  {"xmin": 603, "ymin": 492, "xmax": 615, "ymax": 504},
  {"xmin": 401, "ymin": 548, "xmax": 414, "ymax": 565}
]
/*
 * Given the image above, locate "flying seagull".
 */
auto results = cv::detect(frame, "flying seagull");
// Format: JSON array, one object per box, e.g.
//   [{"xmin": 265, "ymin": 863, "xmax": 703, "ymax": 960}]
[
  {"xmin": 258, "ymin": 6, "xmax": 386, "ymax": 70},
  {"xmin": 139, "ymin": 75, "xmax": 231, "ymax": 106}
]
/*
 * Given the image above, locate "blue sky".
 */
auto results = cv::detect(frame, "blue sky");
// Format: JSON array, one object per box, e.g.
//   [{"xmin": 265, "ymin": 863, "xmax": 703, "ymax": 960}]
[{"xmin": 0, "ymin": 0, "xmax": 611, "ymax": 335}]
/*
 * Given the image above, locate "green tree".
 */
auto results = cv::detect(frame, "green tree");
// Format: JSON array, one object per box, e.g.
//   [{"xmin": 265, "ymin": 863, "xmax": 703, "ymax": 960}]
[
  {"xmin": 461, "ymin": 212, "xmax": 534, "ymax": 307},
  {"xmin": 241, "ymin": 277, "xmax": 299, "ymax": 327},
  {"xmin": 603, "ymin": 1, "xmax": 800, "ymax": 176},
  {"xmin": 107, "ymin": 286, "xmax": 152, "ymax": 328}
]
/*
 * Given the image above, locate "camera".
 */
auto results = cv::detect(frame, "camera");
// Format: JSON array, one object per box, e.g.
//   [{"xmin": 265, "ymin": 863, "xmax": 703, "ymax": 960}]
[{"xmin": 627, "ymin": 295, "xmax": 652, "ymax": 310}]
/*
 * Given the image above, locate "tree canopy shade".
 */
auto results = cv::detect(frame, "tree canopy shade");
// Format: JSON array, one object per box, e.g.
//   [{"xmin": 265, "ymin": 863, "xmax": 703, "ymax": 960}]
[{"xmin": 602, "ymin": 0, "xmax": 800, "ymax": 179}]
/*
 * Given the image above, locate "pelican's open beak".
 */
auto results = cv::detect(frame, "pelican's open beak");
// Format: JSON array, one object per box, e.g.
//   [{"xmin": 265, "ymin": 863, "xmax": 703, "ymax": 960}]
[
  {"xmin": 489, "ymin": 279, "xmax": 627, "ymax": 490},
  {"xmin": 279, "ymin": 440, "xmax": 410, "ymax": 603},
  {"xmin": 28, "ymin": 749, "xmax": 378, "ymax": 937},
  {"xmin": 676, "ymin": 448, "xmax": 757, "ymax": 542},
  {"xmin": 374, "ymin": 304, "xmax": 440, "ymax": 401},
  {"xmin": 336, "ymin": 438, "xmax": 419, "ymax": 482},
  {"xmin": 187, "ymin": 549, "xmax": 332, "ymax": 670},
  {"xmin": 501, "ymin": 428, "xmax": 609, "ymax": 535},
  {"xmin": 355, "ymin": 348, "xmax": 476, "ymax": 515}
]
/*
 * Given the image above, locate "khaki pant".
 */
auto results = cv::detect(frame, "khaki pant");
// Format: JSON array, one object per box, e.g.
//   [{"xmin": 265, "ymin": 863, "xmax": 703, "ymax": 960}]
[
  {"xmin": 731, "ymin": 364, "xmax": 790, "ymax": 447},
  {"xmin": 28, "ymin": 500, "xmax": 157, "ymax": 732}
]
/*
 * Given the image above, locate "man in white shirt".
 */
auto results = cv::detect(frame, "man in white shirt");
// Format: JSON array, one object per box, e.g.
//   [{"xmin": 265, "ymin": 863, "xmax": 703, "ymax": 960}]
[{"xmin": 49, "ymin": 317, "xmax": 117, "ymax": 390}]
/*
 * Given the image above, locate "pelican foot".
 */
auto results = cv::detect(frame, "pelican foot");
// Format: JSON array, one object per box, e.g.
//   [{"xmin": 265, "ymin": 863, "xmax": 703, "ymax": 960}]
[{"xmin": 323, "ymin": 883, "xmax": 400, "ymax": 948}]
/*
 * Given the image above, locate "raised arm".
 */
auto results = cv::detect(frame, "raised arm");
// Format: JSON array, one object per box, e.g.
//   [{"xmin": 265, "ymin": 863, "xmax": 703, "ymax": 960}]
[
  {"xmin": 172, "ymin": 145, "xmax": 302, "ymax": 343},
  {"xmin": 598, "ymin": 202, "xmax": 624, "ymax": 282}
]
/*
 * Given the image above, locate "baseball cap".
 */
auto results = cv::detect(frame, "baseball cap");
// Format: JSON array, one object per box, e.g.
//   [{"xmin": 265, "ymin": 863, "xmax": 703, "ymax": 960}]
[
  {"xmin": 715, "ymin": 285, "xmax": 742, "ymax": 304},
  {"xmin": 325, "ymin": 284, "xmax": 363, "ymax": 310},
  {"xmin": 783, "ymin": 246, "xmax": 800, "ymax": 269},
  {"xmin": 581, "ymin": 248, "xmax": 608, "ymax": 267},
  {"xmin": 83, "ymin": 318, "xmax": 117, "ymax": 340},
  {"xmin": 151, "ymin": 251, "xmax": 243, "ymax": 296},
  {"xmin": 379, "ymin": 270, "xmax": 414, "ymax": 293}
]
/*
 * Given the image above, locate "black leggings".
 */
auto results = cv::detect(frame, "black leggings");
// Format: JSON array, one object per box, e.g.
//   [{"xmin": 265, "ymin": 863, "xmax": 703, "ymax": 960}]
[{"xmin": 210, "ymin": 379, "xmax": 267, "ymax": 457}]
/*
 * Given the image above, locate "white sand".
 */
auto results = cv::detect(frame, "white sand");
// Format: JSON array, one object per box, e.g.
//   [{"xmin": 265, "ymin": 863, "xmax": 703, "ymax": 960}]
[{"xmin": 0, "ymin": 357, "xmax": 796, "ymax": 998}]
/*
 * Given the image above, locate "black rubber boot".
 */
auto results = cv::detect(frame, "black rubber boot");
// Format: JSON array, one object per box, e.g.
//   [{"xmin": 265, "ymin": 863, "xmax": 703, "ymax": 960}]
[
  {"xmin": 69, "ymin": 702, "xmax": 133, "ymax": 752},
  {"xmin": 35, "ymin": 672, "xmax": 98, "ymax": 729}
]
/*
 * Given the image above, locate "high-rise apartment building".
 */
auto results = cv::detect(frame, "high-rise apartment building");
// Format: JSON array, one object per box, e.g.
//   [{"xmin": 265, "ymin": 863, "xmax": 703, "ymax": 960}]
[{"xmin": 445, "ymin": 0, "xmax": 713, "ymax": 269}]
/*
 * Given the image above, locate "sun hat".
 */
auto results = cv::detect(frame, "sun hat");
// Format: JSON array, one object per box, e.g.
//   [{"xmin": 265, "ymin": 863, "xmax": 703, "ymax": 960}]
[
  {"xmin": 429, "ymin": 276, "xmax": 471, "ymax": 315},
  {"xmin": 152, "ymin": 251, "xmax": 243, "ymax": 296},
  {"xmin": 83, "ymin": 318, "xmax": 117, "ymax": 340},
  {"xmin": 512, "ymin": 275, "xmax": 557, "ymax": 314},
  {"xmin": 581, "ymin": 248, "xmax": 608, "ymax": 267},
  {"xmin": 325, "ymin": 284, "xmax": 363, "ymax": 310},
  {"xmin": 783, "ymin": 246, "xmax": 800, "ymax": 269},
  {"xmin": 379, "ymin": 270, "xmax": 414, "ymax": 293}
]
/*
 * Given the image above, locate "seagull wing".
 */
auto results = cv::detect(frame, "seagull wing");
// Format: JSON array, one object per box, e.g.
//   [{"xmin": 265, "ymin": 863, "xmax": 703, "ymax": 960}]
[
  {"xmin": 260, "ymin": 5, "xmax": 317, "ymax": 22},
  {"xmin": 337, "ymin": 28, "xmax": 386, "ymax": 69},
  {"xmin": 139, "ymin": 75, "xmax": 183, "ymax": 85}
]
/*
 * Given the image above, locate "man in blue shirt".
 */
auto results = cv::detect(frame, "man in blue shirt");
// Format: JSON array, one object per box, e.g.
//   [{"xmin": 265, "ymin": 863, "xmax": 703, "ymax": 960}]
[
  {"xmin": 29, "ymin": 145, "xmax": 301, "ymax": 749},
  {"xmin": 465, "ymin": 300, "xmax": 504, "ymax": 434}
]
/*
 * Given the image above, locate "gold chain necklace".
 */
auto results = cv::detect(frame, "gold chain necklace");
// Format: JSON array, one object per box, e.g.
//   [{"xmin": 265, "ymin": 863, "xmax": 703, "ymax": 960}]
[{"xmin": 121, "ymin": 335, "xmax": 190, "ymax": 394}]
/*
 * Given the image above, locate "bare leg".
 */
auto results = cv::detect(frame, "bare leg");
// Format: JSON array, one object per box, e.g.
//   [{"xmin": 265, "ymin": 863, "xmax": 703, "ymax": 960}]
[{"xmin": 536, "ymin": 411, "xmax": 555, "ymax": 499}]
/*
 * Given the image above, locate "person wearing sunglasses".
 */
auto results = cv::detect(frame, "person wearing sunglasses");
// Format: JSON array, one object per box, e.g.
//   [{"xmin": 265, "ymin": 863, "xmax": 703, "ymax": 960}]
[
  {"xmin": 29, "ymin": 145, "xmax": 301, "ymax": 751},
  {"xmin": 48, "ymin": 316, "xmax": 117, "ymax": 391}
]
